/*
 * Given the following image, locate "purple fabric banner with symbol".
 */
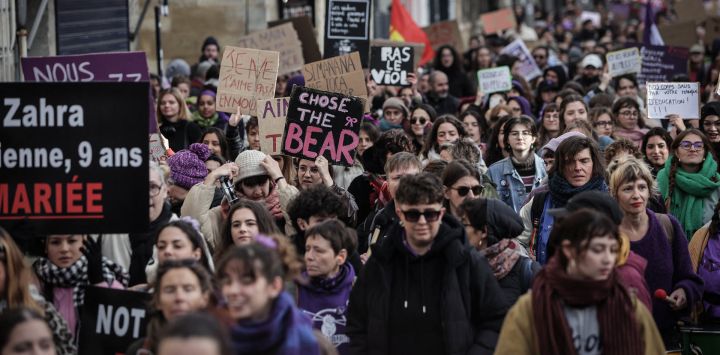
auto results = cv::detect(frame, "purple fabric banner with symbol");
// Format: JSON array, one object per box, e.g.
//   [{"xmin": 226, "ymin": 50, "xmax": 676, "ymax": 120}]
[{"xmin": 21, "ymin": 52, "xmax": 156, "ymax": 133}]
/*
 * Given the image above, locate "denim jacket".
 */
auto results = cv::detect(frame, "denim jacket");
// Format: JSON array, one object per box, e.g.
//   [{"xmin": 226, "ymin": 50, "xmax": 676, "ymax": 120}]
[{"xmin": 487, "ymin": 155, "xmax": 546, "ymax": 213}]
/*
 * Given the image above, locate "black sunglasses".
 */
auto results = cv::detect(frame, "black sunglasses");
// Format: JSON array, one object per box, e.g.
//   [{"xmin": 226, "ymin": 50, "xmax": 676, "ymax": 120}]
[
  {"xmin": 452, "ymin": 185, "xmax": 483, "ymax": 197},
  {"xmin": 411, "ymin": 117, "xmax": 428, "ymax": 125},
  {"xmin": 401, "ymin": 209, "xmax": 442, "ymax": 223}
]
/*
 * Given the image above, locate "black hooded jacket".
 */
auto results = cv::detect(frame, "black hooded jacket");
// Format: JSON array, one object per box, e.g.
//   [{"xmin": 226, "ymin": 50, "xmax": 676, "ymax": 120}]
[{"xmin": 347, "ymin": 214, "xmax": 509, "ymax": 355}]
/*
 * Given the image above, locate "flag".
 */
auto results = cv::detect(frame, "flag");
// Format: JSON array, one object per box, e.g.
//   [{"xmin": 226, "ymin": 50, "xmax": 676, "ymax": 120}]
[
  {"xmin": 390, "ymin": 0, "xmax": 434, "ymax": 65},
  {"xmin": 643, "ymin": 0, "xmax": 664, "ymax": 46}
]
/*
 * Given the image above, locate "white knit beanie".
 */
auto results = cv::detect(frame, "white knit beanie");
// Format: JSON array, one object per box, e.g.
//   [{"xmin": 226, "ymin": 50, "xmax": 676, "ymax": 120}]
[{"xmin": 234, "ymin": 150, "xmax": 268, "ymax": 184}]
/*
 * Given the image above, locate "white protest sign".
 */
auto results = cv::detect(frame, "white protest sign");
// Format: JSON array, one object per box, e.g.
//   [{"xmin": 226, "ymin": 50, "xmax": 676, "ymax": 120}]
[
  {"xmin": 581, "ymin": 11, "xmax": 602, "ymax": 27},
  {"xmin": 646, "ymin": 82, "xmax": 700, "ymax": 119},
  {"xmin": 477, "ymin": 66, "xmax": 512, "ymax": 94},
  {"xmin": 606, "ymin": 48, "xmax": 642, "ymax": 77},
  {"xmin": 500, "ymin": 39, "xmax": 542, "ymax": 81}
]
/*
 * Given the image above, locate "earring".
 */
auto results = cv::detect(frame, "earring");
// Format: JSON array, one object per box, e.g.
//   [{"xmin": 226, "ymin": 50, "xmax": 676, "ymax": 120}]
[{"xmin": 399, "ymin": 221, "xmax": 405, "ymax": 227}]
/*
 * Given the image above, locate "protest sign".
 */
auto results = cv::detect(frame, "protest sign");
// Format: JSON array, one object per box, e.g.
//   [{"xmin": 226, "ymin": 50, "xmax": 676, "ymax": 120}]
[
  {"xmin": 635, "ymin": 45, "xmax": 689, "ymax": 85},
  {"xmin": 282, "ymin": 86, "xmax": 364, "ymax": 166},
  {"xmin": 500, "ymin": 39, "xmax": 542, "ymax": 81},
  {"xmin": 78, "ymin": 287, "xmax": 151, "ymax": 355},
  {"xmin": 477, "ymin": 66, "xmax": 512, "ymax": 94},
  {"xmin": 675, "ymin": 0, "xmax": 706, "ymax": 23},
  {"xmin": 423, "ymin": 20, "xmax": 464, "ymax": 53},
  {"xmin": 646, "ymin": 82, "xmax": 700, "ymax": 119},
  {"xmin": 324, "ymin": 0, "xmax": 371, "ymax": 67},
  {"xmin": 149, "ymin": 133, "xmax": 169, "ymax": 163},
  {"xmin": 371, "ymin": 39, "xmax": 425, "ymax": 69},
  {"xmin": 369, "ymin": 46, "xmax": 414, "ymax": 86},
  {"xmin": 217, "ymin": 47, "xmax": 279, "ymax": 116},
  {"xmin": 257, "ymin": 97, "xmax": 290, "ymax": 155},
  {"xmin": 580, "ymin": 11, "xmax": 602, "ymax": 27},
  {"xmin": 277, "ymin": 0, "xmax": 316, "ymax": 25},
  {"xmin": 303, "ymin": 52, "xmax": 367, "ymax": 98},
  {"xmin": 237, "ymin": 23, "xmax": 303, "ymax": 75},
  {"xmin": 269, "ymin": 16, "xmax": 322, "ymax": 64},
  {"xmin": 480, "ymin": 8, "xmax": 516, "ymax": 34},
  {"xmin": 659, "ymin": 21, "xmax": 697, "ymax": 47},
  {"xmin": 21, "ymin": 51, "xmax": 156, "ymax": 133},
  {"xmin": 606, "ymin": 47, "xmax": 642, "ymax": 77},
  {"xmin": 0, "ymin": 82, "xmax": 149, "ymax": 234}
]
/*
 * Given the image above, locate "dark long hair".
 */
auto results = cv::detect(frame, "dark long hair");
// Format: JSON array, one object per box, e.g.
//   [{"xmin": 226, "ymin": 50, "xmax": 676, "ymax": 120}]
[
  {"xmin": 156, "ymin": 220, "xmax": 213, "ymax": 272},
  {"xmin": 433, "ymin": 45, "xmax": 465, "ymax": 74},
  {"xmin": 216, "ymin": 200, "xmax": 281, "ymax": 260},
  {"xmin": 200, "ymin": 127, "xmax": 231, "ymax": 161},
  {"xmin": 423, "ymin": 115, "xmax": 467, "ymax": 157}
]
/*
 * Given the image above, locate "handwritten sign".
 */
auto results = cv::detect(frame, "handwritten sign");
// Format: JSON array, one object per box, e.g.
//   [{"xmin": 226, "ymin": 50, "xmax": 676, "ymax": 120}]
[
  {"xmin": 237, "ymin": 23, "xmax": 303, "ymax": 75},
  {"xmin": 500, "ymin": 39, "xmax": 542, "ymax": 81},
  {"xmin": 282, "ymin": 86, "xmax": 364, "ymax": 166},
  {"xmin": 216, "ymin": 47, "xmax": 279, "ymax": 116},
  {"xmin": 371, "ymin": 39, "xmax": 425, "ymax": 69},
  {"xmin": 369, "ymin": 46, "xmax": 413, "ymax": 86},
  {"xmin": 21, "ymin": 51, "xmax": 156, "ymax": 133},
  {"xmin": 423, "ymin": 20, "xmax": 464, "ymax": 53},
  {"xmin": 325, "ymin": 0, "xmax": 371, "ymax": 67},
  {"xmin": 480, "ymin": 8, "xmax": 516, "ymax": 34},
  {"xmin": 477, "ymin": 66, "xmax": 512, "ymax": 94},
  {"xmin": 646, "ymin": 82, "xmax": 700, "ymax": 119},
  {"xmin": 268, "ymin": 16, "xmax": 322, "ymax": 64},
  {"xmin": 633, "ymin": 45, "xmax": 689, "ymax": 85},
  {"xmin": 580, "ymin": 11, "xmax": 602, "ymax": 27},
  {"xmin": 659, "ymin": 21, "xmax": 697, "ymax": 47},
  {"xmin": 257, "ymin": 97, "xmax": 290, "ymax": 155},
  {"xmin": 303, "ymin": 52, "xmax": 367, "ymax": 98},
  {"xmin": 78, "ymin": 287, "xmax": 150, "ymax": 355},
  {"xmin": 606, "ymin": 48, "xmax": 641, "ymax": 77}
]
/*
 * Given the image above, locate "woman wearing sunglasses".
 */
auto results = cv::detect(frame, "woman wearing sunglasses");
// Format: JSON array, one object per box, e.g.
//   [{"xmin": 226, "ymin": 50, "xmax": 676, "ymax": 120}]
[
  {"xmin": 442, "ymin": 160, "xmax": 484, "ymax": 218},
  {"xmin": 658, "ymin": 129, "xmax": 720, "ymax": 239},
  {"xmin": 406, "ymin": 104, "xmax": 437, "ymax": 156},
  {"xmin": 487, "ymin": 116, "xmax": 546, "ymax": 213}
]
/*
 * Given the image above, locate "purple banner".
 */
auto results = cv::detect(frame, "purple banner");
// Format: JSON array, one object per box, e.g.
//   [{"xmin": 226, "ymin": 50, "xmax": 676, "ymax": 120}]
[
  {"xmin": 21, "ymin": 52, "xmax": 156, "ymax": 133},
  {"xmin": 638, "ymin": 45, "xmax": 689, "ymax": 85}
]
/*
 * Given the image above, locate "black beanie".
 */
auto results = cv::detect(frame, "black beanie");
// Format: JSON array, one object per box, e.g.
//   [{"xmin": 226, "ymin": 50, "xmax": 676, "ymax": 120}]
[{"xmin": 202, "ymin": 36, "xmax": 219, "ymax": 52}]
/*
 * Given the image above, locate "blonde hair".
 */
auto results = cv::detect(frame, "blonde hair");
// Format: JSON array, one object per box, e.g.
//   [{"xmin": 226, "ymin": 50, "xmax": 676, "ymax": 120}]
[
  {"xmin": 0, "ymin": 228, "xmax": 44, "ymax": 315},
  {"xmin": 157, "ymin": 88, "xmax": 189, "ymax": 123},
  {"xmin": 608, "ymin": 157, "xmax": 657, "ymax": 198}
]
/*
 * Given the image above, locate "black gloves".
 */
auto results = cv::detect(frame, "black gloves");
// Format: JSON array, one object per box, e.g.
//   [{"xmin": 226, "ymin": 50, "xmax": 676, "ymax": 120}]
[{"xmin": 82, "ymin": 237, "xmax": 104, "ymax": 284}]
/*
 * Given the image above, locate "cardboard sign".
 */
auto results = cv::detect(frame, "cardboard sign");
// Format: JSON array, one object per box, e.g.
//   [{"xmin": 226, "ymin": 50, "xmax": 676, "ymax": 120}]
[
  {"xmin": 324, "ymin": 0, "xmax": 371, "ymax": 67},
  {"xmin": 268, "ymin": 16, "xmax": 322, "ymax": 64},
  {"xmin": 580, "ymin": 11, "xmax": 602, "ymax": 27},
  {"xmin": 480, "ymin": 8, "xmax": 517, "ymax": 34},
  {"xmin": 477, "ymin": 66, "xmax": 512, "ymax": 94},
  {"xmin": 636, "ymin": 45, "xmax": 689, "ymax": 85},
  {"xmin": 21, "ymin": 51, "xmax": 156, "ymax": 133},
  {"xmin": 500, "ymin": 39, "xmax": 542, "ymax": 81},
  {"xmin": 423, "ymin": 20, "xmax": 464, "ymax": 53},
  {"xmin": 369, "ymin": 46, "xmax": 413, "ymax": 86},
  {"xmin": 646, "ymin": 82, "xmax": 700, "ymax": 119},
  {"xmin": 675, "ymin": 0, "xmax": 707, "ymax": 23},
  {"xmin": 659, "ymin": 21, "xmax": 697, "ymax": 47},
  {"xmin": 237, "ymin": 23, "xmax": 304, "ymax": 75},
  {"xmin": 78, "ymin": 287, "xmax": 151, "ymax": 355},
  {"xmin": 216, "ymin": 47, "xmax": 279, "ymax": 116},
  {"xmin": 257, "ymin": 97, "xmax": 290, "ymax": 155},
  {"xmin": 303, "ymin": 52, "xmax": 367, "ymax": 98},
  {"xmin": 606, "ymin": 47, "xmax": 642, "ymax": 77},
  {"xmin": 282, "ymin": 86, "xmax": 364, "ymax": 166},
  {"xmin": 0, "ymin": 82, "xmax": 149, "ymax": 234}
]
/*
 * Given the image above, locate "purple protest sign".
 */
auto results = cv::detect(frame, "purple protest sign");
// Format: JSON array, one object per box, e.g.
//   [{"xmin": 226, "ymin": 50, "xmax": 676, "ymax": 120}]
[
  {"xmin": 21, "ymin": 52, "xmax": 156, "ymax": 133},
  {"xmin": 633, "ymin": 45, "xmax": 689, "ymax": 85}
]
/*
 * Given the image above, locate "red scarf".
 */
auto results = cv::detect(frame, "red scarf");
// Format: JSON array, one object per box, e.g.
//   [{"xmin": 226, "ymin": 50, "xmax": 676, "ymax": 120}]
[
  {"xmin": 532, "ymin": 256, "xmax": 643, "ymax": 355},
  {"xmin": 238, "ymin": 184, "xmax": 284, "ymax": 220}
]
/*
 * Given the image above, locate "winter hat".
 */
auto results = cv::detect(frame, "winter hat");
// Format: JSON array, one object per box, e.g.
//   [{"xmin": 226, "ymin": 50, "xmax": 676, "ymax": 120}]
[
  {"xmin": 234, "ymin": 150, "xmax": 268, "ymax": 184},
  {"xmin": 201, "ymin": 36, "xmax": 220, "ymax": 52},
  {"xmin": 284, "ymin": 74, "xmax": 306, "ymax": 96},
  {"xmin": 167, "ymin": 143, "xmax": 212, "ymax": 190},
  {"xmin": 382, "ymin": 97, "xmax": 409, "ymax": 119},
  {"xmin": 540, "ymin": 131, "xmax": 585, "ymax": 156},
  {"xmin": 165, "ymin": 59, "xmax": 191, "ymax": 81},
  {"xmin": 507, "ymin": 96, "xmax": 533, "ymax": 118}
]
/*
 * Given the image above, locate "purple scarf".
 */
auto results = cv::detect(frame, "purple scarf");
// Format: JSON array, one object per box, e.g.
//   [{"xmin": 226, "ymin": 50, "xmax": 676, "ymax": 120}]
[{"xmin": 230, "ymin": 292, "xmax": 320, "ymax": 355}]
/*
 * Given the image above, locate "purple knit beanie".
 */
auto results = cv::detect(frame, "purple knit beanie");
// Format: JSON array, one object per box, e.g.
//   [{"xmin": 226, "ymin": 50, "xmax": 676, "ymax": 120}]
[{"xmin": 167, "ymin": 143, "xmax": 212, "ymax": 190}]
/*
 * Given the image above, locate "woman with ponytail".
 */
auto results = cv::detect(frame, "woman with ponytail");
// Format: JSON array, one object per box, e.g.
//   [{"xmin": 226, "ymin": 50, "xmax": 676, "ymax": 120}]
[
  {"xmin": 658, "ymin": 129, "xmax": 720, "ymax": 239},
  {"xmin": 496, "ymin": 209, "xmax": 665, "ymax": 355}
]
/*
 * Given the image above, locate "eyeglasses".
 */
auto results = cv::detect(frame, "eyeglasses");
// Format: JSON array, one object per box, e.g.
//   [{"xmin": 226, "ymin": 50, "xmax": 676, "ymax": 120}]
[
  {"xmin": 619, "ymin": 110, "xmax": 639, "ymax": 117},
  {"xmin": 678, "ymin": 141, "xmax": 704, "ymax": 151},
  {"xmin": 703, "ymin": 120, "xmax": 720, "ymax": 128},
  {"xmin": 594, "ymin": 121, "xmax": 613, "ymax": 127},
  {"xmin": 509, "ymin": 130, "xmax": 532, "ymax": 138},
  {"xmin": 452, "ymin": 185, "xmax": 484, "ymax": 197},
  {"xmin": 150, "ymin": 183, "xmax": 162, "ymax": 197},
  {"xmin": 411, "ymin": 117, "xmax": 428, "ymax": 125},
  {"xmin": 401, "ymin": 209, "xmax": 442, "ymax": 223}
]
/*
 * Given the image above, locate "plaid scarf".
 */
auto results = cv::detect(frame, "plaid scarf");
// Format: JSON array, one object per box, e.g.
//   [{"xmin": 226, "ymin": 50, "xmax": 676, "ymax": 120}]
[{"xmin": 33, "ymin": 256, "xmax": 128, "ymax": 307}]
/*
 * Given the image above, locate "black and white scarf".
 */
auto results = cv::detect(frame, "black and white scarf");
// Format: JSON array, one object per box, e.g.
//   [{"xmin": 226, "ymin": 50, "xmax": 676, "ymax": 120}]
[{"xmin": 33, "ymin": 256, "xmax": 128, "ymax": 307}]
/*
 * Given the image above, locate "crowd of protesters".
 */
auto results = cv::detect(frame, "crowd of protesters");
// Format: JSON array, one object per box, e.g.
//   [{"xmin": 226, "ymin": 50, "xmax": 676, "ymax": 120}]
[{"xmin": 5, "ymin": 1, "xmax": 720, "ymax": 354}]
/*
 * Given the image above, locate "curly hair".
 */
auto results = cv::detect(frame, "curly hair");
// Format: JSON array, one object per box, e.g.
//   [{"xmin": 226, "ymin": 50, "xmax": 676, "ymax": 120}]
[
  {"xmin": 423, "ymin": 115, "xmax": 468, "ymax": 157},
  {"xmin": 287, "ymin": 185, "xmax": 347, "ymax": 232},
  {"xmin": 216, "ymin": 236, "xmax": 303, "ymax": 286},
  {"xmin": 396, "ymin": 172, "xmax": 445, "ymax": 205},
  {"xmin": 604, "ymin": 138, "xmax": 642, "ymax": 166}
]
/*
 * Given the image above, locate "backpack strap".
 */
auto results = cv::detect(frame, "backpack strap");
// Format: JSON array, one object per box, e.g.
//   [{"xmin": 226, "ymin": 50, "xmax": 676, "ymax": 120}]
[
  {"xmin": 656, "ymin": 213, "xmax": 675, "ymax": 246},
  {"xmin": 528, "ymin": 191, "xmax": 549, "ymax": 257}
]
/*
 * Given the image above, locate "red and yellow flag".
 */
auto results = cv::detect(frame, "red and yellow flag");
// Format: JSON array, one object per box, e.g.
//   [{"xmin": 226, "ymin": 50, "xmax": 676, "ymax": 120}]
[{"xmin": 389, "ymin": 0, "xmax": 434, "ymax": 65}]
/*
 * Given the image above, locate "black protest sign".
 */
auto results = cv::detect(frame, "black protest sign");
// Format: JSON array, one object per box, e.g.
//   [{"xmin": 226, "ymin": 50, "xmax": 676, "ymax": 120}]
[
  {"xmin": 633, "ymin": 45, "xmax": 689, "ymax": 85},
  {"xmin": 282, "ymin": 86, "xmax": 364, "ymax": 166},
  {"xmin": 369, "ymin": 46, "xmax": 414, "ymax": 86},
  {"xmin": 0, "ymin": 82, "xmax": 149, "ymax": 235},
  {"xmin": 78, "ymin": 287, "xmax": 151, "ymax": 355},
  {"xmin": 324, "ymin": 0, "xmax": 371, "ymax": 67}
]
